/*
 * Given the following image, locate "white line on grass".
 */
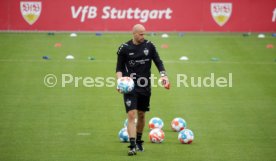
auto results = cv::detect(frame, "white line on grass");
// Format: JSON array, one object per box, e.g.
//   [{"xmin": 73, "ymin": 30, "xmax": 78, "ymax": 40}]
[
  {"xmin": 0, "ymin": 59, "xmax": 275, "ymax": 65},
  {"xmin": 77, "ymin": 132, "xmax": 91, "ymax": 136}
]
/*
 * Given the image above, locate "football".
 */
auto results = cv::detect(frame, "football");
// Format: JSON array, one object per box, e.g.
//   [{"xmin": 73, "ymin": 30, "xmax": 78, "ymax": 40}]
[
  {"xmin": 123, "ymin": 118, "xmax": 137, "ymax": 127},
  {"xmin": 149, "ymin": 128, "xmax": 165, "ymax": 143},
  {"xmin": 178, "ymin": 129, "xmax": 194, "ymax": 144},
  {"xmin": 148, "ymin": 117, "xmax": 164, "ymax": 129},
  {"xmin": 118, "ymin": 127, "xmax": 129, "ymax": 142},
  {"xmin": 117, "ymin": 77, "xmax": 135, "ymax": 94},
  {"xmin": 171, "ymin": 117, "xmax": 187, "ymax": 132}
]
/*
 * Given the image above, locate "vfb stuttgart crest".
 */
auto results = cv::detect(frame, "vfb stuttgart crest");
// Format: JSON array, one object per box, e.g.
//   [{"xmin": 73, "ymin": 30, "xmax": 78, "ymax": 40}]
[
  {"xmin": 126, "ymin": 99, "xmax": 132, "ymax": 107},
  {"xmin": 20, "ymin": 1, "xmax": 42, "ymax": 25},
  {"xmin": 144, "ymin": 48, "xmax": 149, "ymax": 56},
  {"xmin": 211, "ymin": 3, "xmax": 232, "ymax": 27}
]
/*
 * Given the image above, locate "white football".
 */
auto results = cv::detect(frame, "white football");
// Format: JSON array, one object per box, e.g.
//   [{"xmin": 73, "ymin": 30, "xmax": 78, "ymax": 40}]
[
  {"xmin": 148, "ymin": 117, "xmax": 164, "ymax": 129},
  {"xmin": 117, "ymin": 77, "xmax": 135, "ymax": 94},
  {"xmin": 171, "ymin": 117, "xmax": 187, "ymax": 132},
  {"xmin": 178, "ymin": 129, "xmax": 194, "ymax": 144},
  {"xmin": 123, "ymin": 118, "xmax": 137, "ymax": 127},
  {"xmin": 149, "ymin": 128, "xmax": 165, "ymax": 143},
  {"xmin": 118, "ymin": 127, "xmax": 129, "ymax": 142}
]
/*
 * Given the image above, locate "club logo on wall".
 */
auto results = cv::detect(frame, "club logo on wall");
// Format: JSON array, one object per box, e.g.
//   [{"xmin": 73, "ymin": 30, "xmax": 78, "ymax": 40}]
[
  {"xmin": 20, "ymin": 1, "xmax": 42, "ymax": 25},
  {"xmin": 211, "ymin": 3, "xmax": 232, "ymax": 27},
  {"xmin": 272, "ymin": 8, "xmax": 276, "ymax": 22}
]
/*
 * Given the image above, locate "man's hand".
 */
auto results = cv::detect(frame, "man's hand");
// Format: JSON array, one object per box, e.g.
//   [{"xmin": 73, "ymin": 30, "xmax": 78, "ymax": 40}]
[
  {"xmin": 160, "ymin": 76, "xmax": 170, "ymax": 90},
  {"xmin": 116, "ymin": 85, "xmax": 122, "ymax": 93},
  {"xmin": 116, "ymin": 72, "xmax": 123, "ymax": 93},
  {"xmin": 116, "ymin": 78, "xmax": 123, "ymax": 94}
]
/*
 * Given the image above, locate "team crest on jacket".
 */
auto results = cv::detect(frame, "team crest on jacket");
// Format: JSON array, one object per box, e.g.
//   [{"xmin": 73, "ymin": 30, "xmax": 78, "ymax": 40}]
[
  {"xmin": 20, "ymin": 1, "xmax": 42, "ymax": 25},
  {"xmin": 144, "ymin": 48, "xmax": 149, "ymax": 56},
  {"xmin": 126, "ymin": 99, "xmax": 132, "ymax": 107},
  {"xmin": 129, "ymin": 60, "xmax": 135, "ymax": 66},
  {"xmin": 211, "ymin": 3, "xmax": 232, "ymax": 27}
]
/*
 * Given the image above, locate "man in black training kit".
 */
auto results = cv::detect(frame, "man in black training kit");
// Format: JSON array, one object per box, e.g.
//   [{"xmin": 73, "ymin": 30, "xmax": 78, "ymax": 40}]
[{"xmin": 116, "ymin": 24, "xmax": 170, "ymax": 156}]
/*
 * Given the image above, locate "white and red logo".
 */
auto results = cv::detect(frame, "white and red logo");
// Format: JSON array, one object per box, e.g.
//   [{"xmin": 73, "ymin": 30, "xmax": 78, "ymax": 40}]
[
  {"xmin": 71, "ymin": 6, "xmax": 173, "ymax": 23},
  {"xmin": 20, "ymin": 1, "xmax": 42, "ymax": 25},
  {"xmin": 211, "ymin": 3, "xmax": 232, "ymax": 27},
  {"xmin": 272, "ymin": 8, "xmax": 276, "ymax": 22}
]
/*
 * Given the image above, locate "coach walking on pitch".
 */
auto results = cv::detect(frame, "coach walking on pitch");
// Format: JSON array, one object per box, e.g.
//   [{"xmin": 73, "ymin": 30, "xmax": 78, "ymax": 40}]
[{"xmin": 115, "ymin": 24, "xmax": 170, "ymax": 156}]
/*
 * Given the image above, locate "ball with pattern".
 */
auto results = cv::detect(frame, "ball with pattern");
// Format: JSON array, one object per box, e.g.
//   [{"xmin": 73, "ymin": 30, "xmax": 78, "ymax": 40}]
[
  {"xmin": 178, "ymin": 129, "xmax": 194, "ymax": 144},
  {"xmin": 118, "ymin": 127, "xmax": 129, "ymax": 142},
  {"xmin": 171, "ymin": 117, "xmax": 187, "ymax": 132},
  {"xmin": 123, "ymin": 118, "xmax": 137, "ymax": 127},
  {"xmin": 149, "ymin": 128, "xmax": 165, "ymax": 143},
  {"xmin": 117, "ymin": 77, "xmax": 134, "ymax": 94},
  {"xmin": 148, "ymin": 117, "xmax": 164, "ymax": 129}
]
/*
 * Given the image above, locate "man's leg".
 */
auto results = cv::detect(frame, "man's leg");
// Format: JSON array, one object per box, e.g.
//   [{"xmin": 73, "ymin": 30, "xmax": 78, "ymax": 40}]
[
  {"xmin": 136, "ymin": 93, "xmax": 150, "ymax": 151},
  {"xmin": 136, "ymin": 110, "xmax": 145, "ymax": 151},
  {"xmin": 127, "ymin": 109, "xmax": 137, "ymax": 156}
]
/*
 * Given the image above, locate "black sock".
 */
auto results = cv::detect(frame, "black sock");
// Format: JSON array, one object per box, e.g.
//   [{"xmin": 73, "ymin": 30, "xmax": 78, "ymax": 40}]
[
  {"xmin": 129, "ymin": 137, "xmax": 136, "ymax": 147},
  {"xmin": 136, "ymin": 132, "xmax": 143, "ymax": 141}
]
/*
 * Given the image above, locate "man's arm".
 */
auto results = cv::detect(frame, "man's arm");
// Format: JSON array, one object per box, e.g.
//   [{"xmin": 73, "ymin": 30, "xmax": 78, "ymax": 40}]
[
  {"xmin": 116, "ymin": 44, "xmax": 126, "ymax": 78},
  {"xmin": 116, "ymin": 44, "xmax": 126, "ymax": 92},
  {"xmin": 116, "ymin": 72, "xmax": 122, "ymax": 79},
  {"xmin": 151, "ymin": 43, "xmax": 165, "ymax": 73},
  {"xmin": 151, "ymin": 42, "xmax": 170, "ymax": 89}
]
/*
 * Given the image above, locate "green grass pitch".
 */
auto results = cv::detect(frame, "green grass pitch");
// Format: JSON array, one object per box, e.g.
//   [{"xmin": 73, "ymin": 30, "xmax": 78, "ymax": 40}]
[{"xmin": 0, "ymin": 32, "xmax": 276, "ymax": 161}]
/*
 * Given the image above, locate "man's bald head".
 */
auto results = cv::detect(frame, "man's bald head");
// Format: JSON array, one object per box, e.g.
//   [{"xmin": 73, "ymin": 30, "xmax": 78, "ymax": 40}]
[
  {"xmin": 132, "ymin": 24, "xmax": 146, "ymax": 45},
  {"xmin": 132, "ymin": 24, "xmax": 146, "ymax": 34}
]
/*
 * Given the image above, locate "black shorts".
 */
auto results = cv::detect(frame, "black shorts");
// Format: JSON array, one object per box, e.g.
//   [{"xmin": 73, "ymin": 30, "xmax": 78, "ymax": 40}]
[{"xmin": 123, "ymin": 93, "xmax": 151, "ymax": 113}]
